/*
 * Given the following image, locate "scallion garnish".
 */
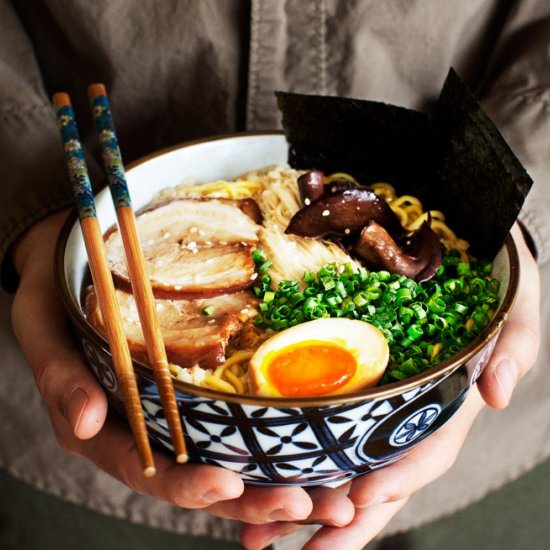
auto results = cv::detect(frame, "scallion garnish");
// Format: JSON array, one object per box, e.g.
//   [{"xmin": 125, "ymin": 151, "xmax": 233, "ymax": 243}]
[{"xmin": 253, "ymin": 250, "xmax": 501, "ymax": 384}]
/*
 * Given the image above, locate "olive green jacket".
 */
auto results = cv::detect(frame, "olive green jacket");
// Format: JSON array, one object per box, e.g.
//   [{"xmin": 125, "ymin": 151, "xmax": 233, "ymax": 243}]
[{"xmin": 1, "ymin": 0, "xmax": 550, "ymax": 546}]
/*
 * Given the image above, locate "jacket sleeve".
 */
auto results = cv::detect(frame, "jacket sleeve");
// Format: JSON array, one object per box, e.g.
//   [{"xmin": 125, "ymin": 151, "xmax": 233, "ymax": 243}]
[
  {"xmin": 0, "ymin": 1, "xmax": 100, "ymax": 290},
  {"xmin": 480, "ymin": 0, "xmax": 550, "ymax": 264}
]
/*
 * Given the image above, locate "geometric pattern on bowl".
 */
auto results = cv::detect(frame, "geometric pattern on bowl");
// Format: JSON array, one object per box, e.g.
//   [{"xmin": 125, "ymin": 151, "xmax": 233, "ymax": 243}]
[
  {"xmin": 79, "ymin": 328, "xmax": 496, "ymax": 486},
  {"xmin": 137, "ymin": 366, "xmax": 464, "ymax": 486}
]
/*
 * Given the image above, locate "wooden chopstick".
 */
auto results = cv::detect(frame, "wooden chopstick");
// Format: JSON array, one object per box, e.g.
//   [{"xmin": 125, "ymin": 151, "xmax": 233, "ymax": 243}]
[
  {"xmin": 88, "ymin": 84, "xmax": 188, "ymax": 464},
  {"xmin": 53, "ymin": 92, "xmax": 156, "ymax": 477}
]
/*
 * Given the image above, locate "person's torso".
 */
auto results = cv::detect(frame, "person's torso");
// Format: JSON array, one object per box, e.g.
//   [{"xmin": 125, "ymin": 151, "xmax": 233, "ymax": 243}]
[{"xmin": 14, "ymin": 0, "xmax": 510, "ymax": 162}]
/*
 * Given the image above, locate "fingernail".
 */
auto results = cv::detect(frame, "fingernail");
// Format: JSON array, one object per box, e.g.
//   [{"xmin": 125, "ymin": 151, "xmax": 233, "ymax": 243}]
[
  {"xmin": 269, "ymin": 508, "xmax": 299, "ymax": 521},
  {"xmin": 356, "ymin": 495, "xmax": 389, "ymax": 509},
  {"xmin": 63, "ymin": 387, "xmax": 89, "ymax": 433},
  {"xmin": 493, "ymin": 358, "xmax": 517, "ymax": 404}
]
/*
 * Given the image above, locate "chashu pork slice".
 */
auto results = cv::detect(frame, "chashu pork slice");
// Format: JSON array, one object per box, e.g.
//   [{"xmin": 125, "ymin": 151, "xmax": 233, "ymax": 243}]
[
  {"xmin": 85, "ymin": 286, "xmax": 258, "ymax": 369},
  {"xmin": 104, "ymin": 199, "xmax": 261, "ymax": 298}
]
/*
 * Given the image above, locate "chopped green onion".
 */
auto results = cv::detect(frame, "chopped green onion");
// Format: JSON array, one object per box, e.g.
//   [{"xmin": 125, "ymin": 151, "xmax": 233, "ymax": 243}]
[
  {"xmin": 335, "ymin": 280, "xmax": 348, "ymax": 298},
  {"xmin": 407, "ymin": 324, "xmax": 424, "ymax": 340},
  {"xmin": 457, "ymin": 262, "xmax": 471, "ymax": 276},
  {"xmin": 453, "ymin": 302, "xmax": 468, "ymax": 314},
  {"xmin": 367, "ymin": 287, "xmax": 382, "ymax": 300},
  {"xmin": 321, "ymin": 276, "xmax": 336, "ymax": 290},
  {"xmin": 201, "ymin": 306, "xmax": 214, "ymax": 316},
  {"xmin": 354, "ymin": 292, "xmax": 368, "ymax": 307},
  {"xmin": 258, "ymin": 260, "xmax": 273, "ymax": 273},
  {"xmin": 411, "ymin": 302, "xmax": 428, "ymax": 320},
  {"xmin": 251, "ymin": 249, "xmax": 267, "ymax": 264},
  {"xmin": 428, "ymin": 295, "xmax": 446, "ymax": 314},
  {"xmin": 253, "ymin": 251, "xmax": 500, "ymax": 385}
]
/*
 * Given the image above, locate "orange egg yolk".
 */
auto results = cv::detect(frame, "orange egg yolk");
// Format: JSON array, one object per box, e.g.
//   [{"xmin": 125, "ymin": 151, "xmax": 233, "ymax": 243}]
[{"xmin": 266, "ymin": 341, "xmax": 357, "ymax": 397}]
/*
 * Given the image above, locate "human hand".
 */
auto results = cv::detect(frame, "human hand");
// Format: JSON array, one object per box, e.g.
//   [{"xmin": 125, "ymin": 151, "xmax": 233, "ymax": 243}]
[
  {"xmin": 11, "ymin": 210, "xmax": 356, "ymax": 527},
  {"xmin": 477, "ymin": 223, "xmax": 540, "ymax": 407},
  {"xmin": 241, "ymin": 223, "xmax": 541, "ymax": 549}
]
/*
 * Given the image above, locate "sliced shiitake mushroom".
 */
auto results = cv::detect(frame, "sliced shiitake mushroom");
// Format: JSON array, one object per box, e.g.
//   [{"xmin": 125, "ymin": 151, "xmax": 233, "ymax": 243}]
[
  {"xmin": 286, "ymin": 188, "xmax": 404, "ymax": 239},
  {"xmin": 354, "ymin": 220, "xmax": 442, "ymax": 282},
  {"xmin": 297, "ymin": 170, "xmax": 325, "ymax": 204}
]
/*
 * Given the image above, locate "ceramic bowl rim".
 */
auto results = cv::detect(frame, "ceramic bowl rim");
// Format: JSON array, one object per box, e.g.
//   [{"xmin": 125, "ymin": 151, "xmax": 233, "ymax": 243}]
[{"xmin": 54, "ymin": 130, "xmax": 520, "ymax": 407}]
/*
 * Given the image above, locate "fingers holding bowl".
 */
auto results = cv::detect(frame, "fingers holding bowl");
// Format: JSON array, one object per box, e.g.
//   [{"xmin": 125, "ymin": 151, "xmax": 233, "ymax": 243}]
[
  {"xmin": 12, "ymin": 259, "xmax": 109, "ymax": 440},
  {"xmin": 348, "ymin": 387, "xmax": 484, "ymax": 510},
  {"xmin": 241, "ymin": 386, "xmax": 485, "ymax": 550},
  {"xmin": 241, "ymin": 498, "xmax": 408, "ymax": 550},
  {"xmin": 478, "ymin": 224, "xmax": 541, "ymax": 408},
  {"xmin": 301, "ymin": 498, "xmax": 409, "ymax": 550},
  {"xmin": 239, "ymin": 484, "xmax": 356, "ymax": 550},
  {"xmin": 205, "ymin": 485, "xmax": 313, "ymax": 524},
  {"xmin": 49, "ymin": 406, "xmax": 245, "ymax": 508}
]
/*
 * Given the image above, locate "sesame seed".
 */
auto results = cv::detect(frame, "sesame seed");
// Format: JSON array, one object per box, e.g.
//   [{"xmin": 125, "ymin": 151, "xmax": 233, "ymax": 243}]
[
  {"xmin": 304, "ymin": 198, "xmax": 311, "ymax": 205},
  {"xmin": 250, "ymin": 273, "xmax": 258, "ymax": 281},
  {"xmin": 344, "ymin": 228, "xmax": 351, "ymax": 235},
  {"xmin": 322, "ymin": 209, "xmax": 330, "ymax": 217}
]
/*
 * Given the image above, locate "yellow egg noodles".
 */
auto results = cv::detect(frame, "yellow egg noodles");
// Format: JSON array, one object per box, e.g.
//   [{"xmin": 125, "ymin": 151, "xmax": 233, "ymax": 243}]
[{"xmin": 164, "ymin": 168, "xmax": 471, "ymax": 394}]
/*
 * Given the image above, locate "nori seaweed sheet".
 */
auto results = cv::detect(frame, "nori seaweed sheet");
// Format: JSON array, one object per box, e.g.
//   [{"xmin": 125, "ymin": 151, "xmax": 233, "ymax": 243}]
[
  {"xmin": 277, "ymin": 93, "xmax": 431, "ymax": 200},
  {"xmin": 276, "ymin": 68, "xmax": 533, "ymax": 258}
]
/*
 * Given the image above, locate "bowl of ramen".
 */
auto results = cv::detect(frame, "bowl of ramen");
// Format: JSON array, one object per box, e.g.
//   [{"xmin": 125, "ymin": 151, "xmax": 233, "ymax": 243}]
[{"xmin": 56, "ymin": 132, "xmax": 519, "ymax": 487}]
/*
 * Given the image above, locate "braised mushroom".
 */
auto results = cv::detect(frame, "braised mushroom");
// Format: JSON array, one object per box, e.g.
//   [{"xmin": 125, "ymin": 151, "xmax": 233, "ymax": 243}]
[
  {"xmin": 297, "ymin": 170, "xmax": 325, "ymax": 205},
  {"xmin": 286, "ymin": 188, "xmax": 404, "ymax": 239},
  {"xmin": 354, "ymin": 219, "xmax": 442, "ymax": 282}
]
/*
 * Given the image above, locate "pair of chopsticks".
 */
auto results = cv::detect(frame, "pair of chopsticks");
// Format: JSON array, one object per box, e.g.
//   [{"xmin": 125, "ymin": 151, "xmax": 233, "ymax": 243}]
[{"xmin": 53, "ymin": 85, "xmax": 188, "ymax": 476}]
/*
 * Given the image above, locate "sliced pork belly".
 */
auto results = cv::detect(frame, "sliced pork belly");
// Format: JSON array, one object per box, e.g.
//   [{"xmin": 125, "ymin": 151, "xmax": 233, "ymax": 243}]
[
  {"xmin": 112, "ymin": 242, "xmax": 257, "ymax": 299},
  {"xmin": 85, "ymin": 286, "xmax": 258, "ymax": 368},
  {"xmin": 104, "ymin": 199, "xmax": 260, "ymax": 298}
]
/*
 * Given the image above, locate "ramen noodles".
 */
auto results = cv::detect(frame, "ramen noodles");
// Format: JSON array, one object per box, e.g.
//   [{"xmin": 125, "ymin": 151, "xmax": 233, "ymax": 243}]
[{"xmin": 85, "ymin": 166, "xmax": 500, "ymax": 397}]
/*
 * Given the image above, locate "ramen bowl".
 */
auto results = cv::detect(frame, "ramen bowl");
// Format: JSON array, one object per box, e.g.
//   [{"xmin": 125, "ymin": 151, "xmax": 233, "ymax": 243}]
[{"xmin": 55, "ymin": 132, "xmax": 519, "ymax": 487}]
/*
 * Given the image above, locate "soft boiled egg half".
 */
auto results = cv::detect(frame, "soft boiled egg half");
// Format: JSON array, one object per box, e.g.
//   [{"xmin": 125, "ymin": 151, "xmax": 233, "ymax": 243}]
[{"xmin": 248, "ymin": 318, "xmax": 389, "ymax": 398}]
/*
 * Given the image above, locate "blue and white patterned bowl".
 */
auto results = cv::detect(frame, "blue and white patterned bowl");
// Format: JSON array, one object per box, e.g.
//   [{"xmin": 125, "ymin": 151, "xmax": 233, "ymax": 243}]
[{"xmin": 55, "ymin": 132, "xmax": 519, "ymax": 487}]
